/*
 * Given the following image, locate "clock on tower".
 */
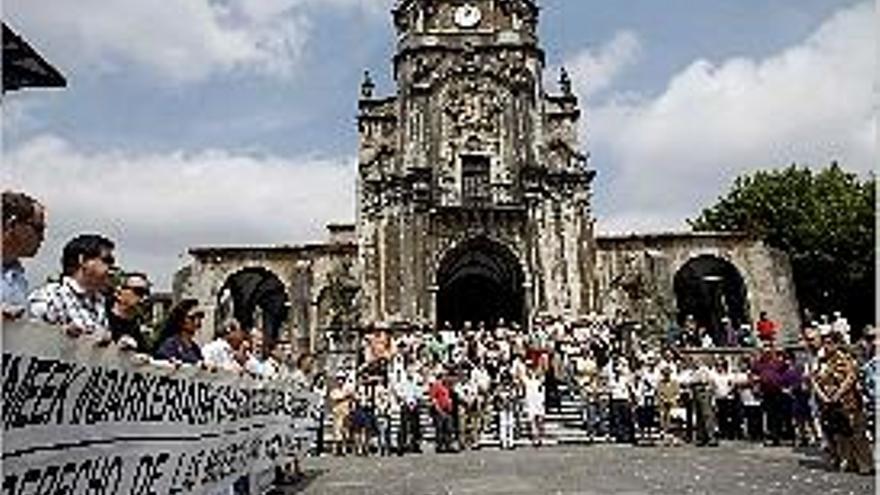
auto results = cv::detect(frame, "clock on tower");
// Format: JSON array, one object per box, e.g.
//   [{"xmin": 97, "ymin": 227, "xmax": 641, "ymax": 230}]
[{"xmin": 453, "ymin": 3, "xmax": 482, "ymax": 28}]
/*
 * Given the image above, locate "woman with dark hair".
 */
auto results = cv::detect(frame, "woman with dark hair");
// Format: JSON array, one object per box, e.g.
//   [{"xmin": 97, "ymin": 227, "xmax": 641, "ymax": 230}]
[{"xmin": 154, "ymin": 298, "xmax": 204, "ymax": 364}]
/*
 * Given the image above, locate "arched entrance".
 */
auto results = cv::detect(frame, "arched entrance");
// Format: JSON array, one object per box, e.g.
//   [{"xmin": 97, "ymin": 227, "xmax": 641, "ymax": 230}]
[
  {"xmin": 217, "ymin": 267, "xmax": 289, "ymax": 344},
  {"xmin": 673, "ymin": 255, "xmax": 749, "ymax": 344},
  {"xmin": 436, "ymin": 237, "xmax": 525, "ymax": 329}
]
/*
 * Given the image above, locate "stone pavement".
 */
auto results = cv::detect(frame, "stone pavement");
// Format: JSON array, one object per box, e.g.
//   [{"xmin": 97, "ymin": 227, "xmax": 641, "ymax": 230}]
[{"xmin": 278, "ymin": 443, "xmax": 874, "ymax": 495}]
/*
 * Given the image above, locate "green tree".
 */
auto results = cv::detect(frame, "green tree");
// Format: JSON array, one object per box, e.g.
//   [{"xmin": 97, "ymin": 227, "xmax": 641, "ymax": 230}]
[{"xmin": 690, "ymin": 163, "xmax": 876, "ymax": 330}]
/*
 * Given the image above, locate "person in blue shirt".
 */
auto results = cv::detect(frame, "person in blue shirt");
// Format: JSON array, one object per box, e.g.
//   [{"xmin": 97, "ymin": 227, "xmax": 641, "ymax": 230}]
[
  {"xmin": 154, "ymin": 298, "xmax": 205, "ymax": 364},
  {"xmin": 2, "ymin": 191, "xmax": 45, "ymax": 319}
]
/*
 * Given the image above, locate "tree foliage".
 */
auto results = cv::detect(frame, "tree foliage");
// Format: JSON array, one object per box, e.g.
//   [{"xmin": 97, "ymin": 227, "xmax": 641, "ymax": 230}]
[{"xmin": 690, "ymin": 163, "xmax": 876, "ymax": 328}]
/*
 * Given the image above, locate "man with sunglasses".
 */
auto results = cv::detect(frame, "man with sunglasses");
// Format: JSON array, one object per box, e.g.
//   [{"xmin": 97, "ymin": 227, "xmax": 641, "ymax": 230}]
[
  {"xmin": 2, "ymin": 191, "xmax": 45, "ymax": 319},
  {"xmin": 29, "ymin": 233, "xmax": 116, "ymax": 341},
  {"xmin": 108, "ymin": 271, "xmax": 151, "ymax": 351}
]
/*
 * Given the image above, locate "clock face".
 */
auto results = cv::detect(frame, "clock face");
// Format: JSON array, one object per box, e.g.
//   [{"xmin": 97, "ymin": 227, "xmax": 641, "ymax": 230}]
[{"xmin": 454, "ymin": 4, "xmax": 482, "ymax": 28}]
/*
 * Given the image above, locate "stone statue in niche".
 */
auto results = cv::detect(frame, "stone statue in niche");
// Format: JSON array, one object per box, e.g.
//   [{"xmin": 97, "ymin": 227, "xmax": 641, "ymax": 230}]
[
  {"xmin": 465, "ymin": 135, "xmax": 482, "ymax": 152},
  {"xmin": 412, "ymin": 55, "xmax": 439, "ymax": 86},
  {"xmin": 360, "ymin": 183, "xmax": 381, "ymax": 217},
  {"xmin": 479, "ymin": 91, "xmax": 502, "ymax": 132},
  {"xmin": 443, "ymin": 89, "xmax": 465, "ymax": 138},
  {"xmin": 462, "ymin": 42, "xmax": 477, "ymax": 68}
]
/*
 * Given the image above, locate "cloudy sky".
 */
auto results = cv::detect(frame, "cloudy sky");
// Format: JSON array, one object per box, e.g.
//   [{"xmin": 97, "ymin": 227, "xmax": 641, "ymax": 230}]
[{"xmin": 3, "ymin": 0, "xmax": 874, "ymax": 290}]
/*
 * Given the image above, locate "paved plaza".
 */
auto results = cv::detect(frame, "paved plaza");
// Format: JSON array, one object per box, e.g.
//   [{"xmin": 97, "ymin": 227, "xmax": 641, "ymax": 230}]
[{"xmin": 282, "ymin": 444, "xmax": 874, "ymax": 495}]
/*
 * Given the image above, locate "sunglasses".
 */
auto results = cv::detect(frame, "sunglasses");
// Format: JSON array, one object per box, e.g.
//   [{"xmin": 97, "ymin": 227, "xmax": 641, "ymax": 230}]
[
  {"xmin": 99, "ymin": 254, "xmax": 116, "ymax": 266},
  {"xmin": 186, "ymin": 311, "xmax": 205, "ymax": 321},
  {"xmin": 125, "ymin": 285, "xmax": 150, "ymax": 297}
]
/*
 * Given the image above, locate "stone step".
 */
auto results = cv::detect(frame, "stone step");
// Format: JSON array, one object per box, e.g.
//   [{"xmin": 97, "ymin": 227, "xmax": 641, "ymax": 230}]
[{"xmin": 316, "ymin": 388, "xmax": 611, "ymax": 451}]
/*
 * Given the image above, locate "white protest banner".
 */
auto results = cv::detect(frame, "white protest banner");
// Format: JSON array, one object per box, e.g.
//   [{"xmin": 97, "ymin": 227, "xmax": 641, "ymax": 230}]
[{"xmin": 2, "ymin": 320, "xmax": 321, "ymax": 495}]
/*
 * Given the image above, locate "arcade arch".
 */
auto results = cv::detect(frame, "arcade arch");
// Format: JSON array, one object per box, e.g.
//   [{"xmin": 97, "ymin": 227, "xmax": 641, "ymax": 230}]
[
  {"xmin": 216, "ymin": 267, "xmax": 289, "ymax": 344},
  {"xmin": 673, "ymin": 255, "xmax": 749, "ymax": 343},
  {"xmin": 436, "ymin": 237, "xmax": 525, "ymax": 329}
]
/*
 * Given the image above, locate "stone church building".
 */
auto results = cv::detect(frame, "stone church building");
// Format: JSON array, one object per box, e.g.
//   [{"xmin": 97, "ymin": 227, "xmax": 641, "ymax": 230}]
[{"xmin": 175, "ymin": 0, "xmax": 800, "ymax": 352}]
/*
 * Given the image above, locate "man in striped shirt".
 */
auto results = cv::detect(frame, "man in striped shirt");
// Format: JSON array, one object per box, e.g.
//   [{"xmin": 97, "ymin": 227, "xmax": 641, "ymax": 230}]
[{"xmin": 28, "ymin": 234, "xmax": 116, "ymax": 342}]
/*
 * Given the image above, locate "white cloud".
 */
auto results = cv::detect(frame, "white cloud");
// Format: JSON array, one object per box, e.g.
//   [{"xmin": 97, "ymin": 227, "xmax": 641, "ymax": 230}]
[
  {"xmin": 576, "ymin": 2, "xmax": 875, "ymax": 234},
  {"xmin": 4, "ymin": 0, "xmax": 392, "ymax": 83},
  {"xmin": 560, "ymin": 30, "xmax": 642, "ymax": 99},
  {"xmin": 4, "ymin": 135, "xmax": 356, "ymax": 290}
]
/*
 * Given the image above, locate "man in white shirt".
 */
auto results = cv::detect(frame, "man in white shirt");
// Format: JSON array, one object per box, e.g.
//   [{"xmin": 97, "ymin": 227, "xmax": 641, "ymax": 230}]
[
  {"xmin": 244, "ymin": 327, "xmax": 269, "ymax": 377},
  {"xmin": 713, "ymin": 360, "xmax": 738, "ymax": 440},
  {"xmin": 691, "ymin": 358, "xmax": 719, "ymax": 446},
  {"xmin": 831, "ymin": 311, "xmax": 851, "ymax": 344},
  {"xmin": 395, "ymin": 368, "xmax": 423, "ymax": 453},
  {"xmin": 202, "ymin": 319, "xmax": 249, "ymax": 372},
  {"xmin": 634, "ymin": 361, "xmax": 660, "ymax": 439},
  {"xmin": 609, "ymin": 362, "xmax": 635, "ymax": 443}
]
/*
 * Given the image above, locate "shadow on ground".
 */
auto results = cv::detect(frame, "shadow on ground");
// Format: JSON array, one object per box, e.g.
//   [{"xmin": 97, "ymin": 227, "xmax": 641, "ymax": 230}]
[{"xmin": 269, "ymin": 468, "xmax": 327, "ymax": 495}]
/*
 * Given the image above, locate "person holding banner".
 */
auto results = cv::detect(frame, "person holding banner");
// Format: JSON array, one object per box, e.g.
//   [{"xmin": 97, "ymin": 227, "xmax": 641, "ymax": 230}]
[
  {"xmin": 2, "ymin": 191, "xmax": 45, "ymax": 319},
  {"xmin": 154, "ymin": 298, "xmax": 205, "ymax": 364},
  {"xmin": 107, "ymin": 271, "xmax": 151, "ymax": 351},
  {"xmin": 203, "ymin": 319, "xmax": 249, "ymax": 372},
  {"xmin": 245, "ymin": 327, "xmax": 269, "ymax": 377},
  {"xmin": 28, "ymin": 233, "xmax": 115, "ymax": 341}
]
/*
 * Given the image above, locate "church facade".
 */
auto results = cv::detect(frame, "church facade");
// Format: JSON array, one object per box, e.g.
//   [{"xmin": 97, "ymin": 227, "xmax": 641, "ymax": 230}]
[
  {"xmin": 176, "ymin": 0, "xmax": 800, "ymax": 351},
  {"xmin": 356, "ymin": 0, "xmax": 595, "ymax": 329}
]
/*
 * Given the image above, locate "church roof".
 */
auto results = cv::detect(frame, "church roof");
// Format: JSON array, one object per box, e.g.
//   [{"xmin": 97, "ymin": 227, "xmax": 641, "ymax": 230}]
[
  {"xmin": 189, "ymin": 242, "xmax": 356, "ymax": 259},
  {"xmin": 596, "ymin": 231, "xmax": 753, "ymax": 243}
]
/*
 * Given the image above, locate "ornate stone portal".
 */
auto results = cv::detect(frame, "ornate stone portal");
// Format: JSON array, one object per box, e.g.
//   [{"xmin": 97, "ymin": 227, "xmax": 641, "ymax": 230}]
[{"xmin": 177, "ymin": 0, "xmax": 801, "ymax": 351}]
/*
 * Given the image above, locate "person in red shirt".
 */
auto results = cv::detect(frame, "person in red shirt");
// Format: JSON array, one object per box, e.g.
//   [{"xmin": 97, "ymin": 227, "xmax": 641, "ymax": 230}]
[
  {"xmin": 430, "ymin": 374, "xmax": 455, "ymax": 452},
  {"xmin": 756, "ymin": 311, "xmax": 778, "ymax": 342}
]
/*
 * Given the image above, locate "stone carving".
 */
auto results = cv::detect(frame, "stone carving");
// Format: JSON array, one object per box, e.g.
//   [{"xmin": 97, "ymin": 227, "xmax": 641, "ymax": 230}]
[{"xmin": 439, "ymin": 75, "xmax": 507, "ymax": 147}]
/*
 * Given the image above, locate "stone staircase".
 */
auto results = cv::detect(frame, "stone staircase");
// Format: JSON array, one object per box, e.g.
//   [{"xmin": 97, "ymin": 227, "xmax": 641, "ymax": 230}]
[
  {"xmin": 314, "ymin": 383, "xmax": 603, "ymax": 453},
  {"xmin": 476, "ymin": 383, "xmax": 593, "ymax": 448}
]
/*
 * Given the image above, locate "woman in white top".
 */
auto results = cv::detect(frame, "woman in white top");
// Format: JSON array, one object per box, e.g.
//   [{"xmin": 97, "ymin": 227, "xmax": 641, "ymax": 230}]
[{"xmin": 523, "ymin": 368, "xmax": 546, "ymax": 446}]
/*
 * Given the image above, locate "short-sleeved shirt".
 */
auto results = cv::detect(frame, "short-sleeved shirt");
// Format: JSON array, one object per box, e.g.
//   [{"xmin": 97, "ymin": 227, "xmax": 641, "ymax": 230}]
[
  {"xmin": 28, "ymin": 276, "xmax": 108, "ymax": 336},
  {"xmin": 429, "ymin": 381, "xmax": 452, "ymax": 413},
  {"xmin": 202, "ymin": 338, "xmax": 240, "ymax": 371}
]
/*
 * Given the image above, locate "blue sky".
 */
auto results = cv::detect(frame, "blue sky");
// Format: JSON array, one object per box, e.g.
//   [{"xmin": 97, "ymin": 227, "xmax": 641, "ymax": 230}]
[{"xmin": 3, "ymin": 0, "xmax": 874, "ymax": 289}]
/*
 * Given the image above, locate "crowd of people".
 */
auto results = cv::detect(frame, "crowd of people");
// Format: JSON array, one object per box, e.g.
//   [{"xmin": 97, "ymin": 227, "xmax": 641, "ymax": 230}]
[
  {"xmin": 1, "ymin": 191, "xmax": 312, "ymax": 377},
  {"xmin": 323, "ymin": 311, "xmax": 876, "ymax": 476},
  {"xmin": 1, "ymin": 191, "xmax": 312, "ymax": 489},
  {"xmin": 2, "ymin": 190, "xmax": 876, "ymax": 478}
]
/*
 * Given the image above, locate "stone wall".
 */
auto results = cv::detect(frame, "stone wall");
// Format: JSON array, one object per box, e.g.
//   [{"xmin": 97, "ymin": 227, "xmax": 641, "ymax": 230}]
[
  {"xmin": 595, "ymin": 232, "xmax": 801, "ymax": 342},
  {"xmin": 175, "ymin": 243, "xmax": 357, "ymax": 352}
]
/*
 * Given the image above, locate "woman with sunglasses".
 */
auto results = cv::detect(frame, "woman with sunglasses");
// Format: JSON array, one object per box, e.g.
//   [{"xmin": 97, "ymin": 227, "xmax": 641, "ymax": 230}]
[{"xmin": 154, "ymin": 298, "xmax": 205, "ymax": 364}]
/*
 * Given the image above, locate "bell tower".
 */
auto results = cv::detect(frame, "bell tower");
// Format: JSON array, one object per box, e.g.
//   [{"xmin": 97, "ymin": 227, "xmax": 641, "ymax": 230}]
[{"xmin": 357, "ymin": 0, "xmax": 597, "ymax": 328}]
